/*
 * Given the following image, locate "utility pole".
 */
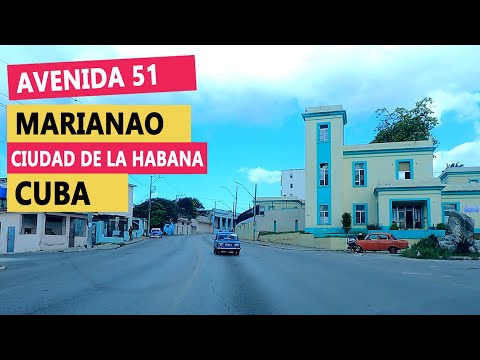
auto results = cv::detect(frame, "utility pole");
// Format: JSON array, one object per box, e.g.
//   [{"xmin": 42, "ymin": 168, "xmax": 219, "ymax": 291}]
[
  {"xmin": 253, "ymin": 183, "xmax": 257, "ymax": 241},
  {"xmin": 148, "ymin": 175, "xmax": 152, "ymax": 236},
  {"xmin": 213, "ymin": 200, "xmax": 216, "ymax": 233},
  {"xmin": 234, "ymin": 185, "xmax": 238, "ymax": 231},
  {"xmin": 87, "ymin": 212, "xmax": 93, "ymax": 249}
]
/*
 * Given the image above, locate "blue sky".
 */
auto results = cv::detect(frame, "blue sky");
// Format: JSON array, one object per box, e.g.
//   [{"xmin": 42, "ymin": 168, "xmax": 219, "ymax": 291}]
[{"xmin": 1, "ymin": 45, "xmax": 480, "ymax": 214}]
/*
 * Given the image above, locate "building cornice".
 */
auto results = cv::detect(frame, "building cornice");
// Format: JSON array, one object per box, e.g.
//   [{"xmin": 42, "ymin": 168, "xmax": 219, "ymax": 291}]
[
  {"xmin": 344, "ymin": 146, "xmax": 436, "ymax": 156},
  {"xmin": 302, "ymin": 110, "xmax": 347, "ymax": 125},
  {"xmin": 374, "ymin": 185, "xmax": 445, "ymax": 196}
]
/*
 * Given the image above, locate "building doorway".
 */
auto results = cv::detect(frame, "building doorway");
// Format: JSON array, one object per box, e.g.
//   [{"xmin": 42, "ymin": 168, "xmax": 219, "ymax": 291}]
[{"xmin": 391, "ymin": 201, "xmax": 426, "ymax": 229}]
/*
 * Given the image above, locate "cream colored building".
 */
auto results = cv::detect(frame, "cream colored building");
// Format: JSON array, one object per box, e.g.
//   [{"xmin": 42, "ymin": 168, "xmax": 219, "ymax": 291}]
[
  {"xmin": 192, "ymin": 215, "xmax": 213, "ymax": 234},
  {"xmin": 174, "ymin": 214, "xmax": 213, "ymax": 235},
  {"xmin": 303, "ymin": 105, "xmax": 480, "ymax": 238},
  {"xmin": 236, "ymin": 196, "xmax": 305, "ymax": 240}
]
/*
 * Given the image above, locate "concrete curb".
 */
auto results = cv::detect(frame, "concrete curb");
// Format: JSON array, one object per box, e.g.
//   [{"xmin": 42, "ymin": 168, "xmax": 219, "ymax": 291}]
[{"xmin": 38, "ymin": 236, "xmax": 150, "ymax": 254}]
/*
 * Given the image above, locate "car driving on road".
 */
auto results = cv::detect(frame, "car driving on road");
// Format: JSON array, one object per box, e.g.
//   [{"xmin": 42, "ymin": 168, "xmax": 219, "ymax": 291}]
[
  {"xmin": 213, "ymin": 231, "xmax": 241, "ymax": 255},
  {"xmin": 150, "ymin": 228, "xmax": 163, "ymax": 238}
]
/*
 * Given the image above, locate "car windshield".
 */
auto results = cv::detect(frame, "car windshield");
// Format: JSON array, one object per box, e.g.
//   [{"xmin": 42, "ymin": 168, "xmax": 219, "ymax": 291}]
[{"xmin": 218, "ymin": 234, "xmax": 238, "ymax": 240}]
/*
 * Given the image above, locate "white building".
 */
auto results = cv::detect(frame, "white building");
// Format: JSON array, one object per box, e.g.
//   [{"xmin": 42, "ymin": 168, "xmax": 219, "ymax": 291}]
[
  {"xmin": 0, "ymin": 181, "xmax": 138, "ymax": 253},
  {"xmin": 281, "ymin": 169, "xmax": 305, "ymax": 200},
  {"xmin": 211, "ymin": 208, "xmax": 237, "ymax": 233}
]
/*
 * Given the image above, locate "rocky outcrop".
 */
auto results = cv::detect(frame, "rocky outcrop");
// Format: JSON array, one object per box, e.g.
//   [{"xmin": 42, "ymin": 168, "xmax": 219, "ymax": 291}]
[{"xmin": 438, "ymin": 211, "xmax": 478, "ymax": 253}]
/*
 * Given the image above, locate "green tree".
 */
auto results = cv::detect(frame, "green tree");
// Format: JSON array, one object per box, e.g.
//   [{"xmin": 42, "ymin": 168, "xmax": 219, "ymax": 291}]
[
  {"xmin": 133, "ymin": 197, "xmax": 180, "ymax": 228},
  {"xmin": 371, "ymin": 97, "xmax": 439, "ymax": 146},
  {"xmin": 445, "ymin": 162, "xmax": 464, "ymax": 169},
  {"xmin": 176, "ymin": 197, "xmax": 205, "ymax": 220}
]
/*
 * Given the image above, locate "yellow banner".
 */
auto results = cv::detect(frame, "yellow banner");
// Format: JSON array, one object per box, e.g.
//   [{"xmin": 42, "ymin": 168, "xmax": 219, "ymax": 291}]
[
  {"xmin": 7, "ymin": 104, "xmax": 191, "ymax": 143},
  {"xmin": 7, "ymin": 173, "xmax": 129, "ymax": 212}
]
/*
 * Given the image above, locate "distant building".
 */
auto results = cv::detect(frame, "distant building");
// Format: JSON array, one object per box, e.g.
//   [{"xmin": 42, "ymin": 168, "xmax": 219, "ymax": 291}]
[
  {"xmin": 174, "ymin": 214, "xmax": 212, "ymax": 235},
  {"xmin": 235, "ymin": 196, "xmax": 305, "ymax": 240},
  {"xmin": 211, "ymin": 208, "xmax": 237, "ymax": 234},
  {"xmin": 281, "ymin": 169, "xmax": 305, "ymax": 200}
]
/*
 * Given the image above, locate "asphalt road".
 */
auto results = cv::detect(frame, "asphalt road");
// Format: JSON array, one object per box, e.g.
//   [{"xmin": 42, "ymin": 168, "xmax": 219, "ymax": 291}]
[{"xmin": 1, "ymin": 234, "xmax": 480, "ymax": 315}]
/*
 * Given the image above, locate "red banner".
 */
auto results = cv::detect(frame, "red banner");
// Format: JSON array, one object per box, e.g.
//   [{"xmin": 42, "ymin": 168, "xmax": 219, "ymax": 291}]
[{"xmin": 7, "ymin": 55, "xmax": 197, "ymax": 100}]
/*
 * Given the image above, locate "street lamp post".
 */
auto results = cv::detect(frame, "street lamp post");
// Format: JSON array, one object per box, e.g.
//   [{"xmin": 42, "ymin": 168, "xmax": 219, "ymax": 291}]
[
  {"xmin": 220, "ymin": 185, "xmax": 238, "ymax": 231},
  {"xmin": 235, "ymin": 181, "xmax": 258, "ymax": 241}
]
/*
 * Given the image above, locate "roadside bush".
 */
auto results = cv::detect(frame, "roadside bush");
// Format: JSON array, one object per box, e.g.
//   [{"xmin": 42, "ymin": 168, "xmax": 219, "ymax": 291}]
[
  {"xmin": 367, "ymin": 224, "xmax": 382, "ymax": 230},
  {"xmin": 416, "ymin": 234, "xmax": 439, "ymax": 248},
  {"xmin": 435, "ymin": 223, "xmax": 447, "ymax": 230},
  {"xmin": 390, "ymin": 222, "xmax": 399, "ymax": 230},
  {"xmin": 402, "ymin": 234, "xmax": 478, "ymax": 260},
  {"xmin": 341, "ymin": 212, "xmax": 352, "ymax": 233}
]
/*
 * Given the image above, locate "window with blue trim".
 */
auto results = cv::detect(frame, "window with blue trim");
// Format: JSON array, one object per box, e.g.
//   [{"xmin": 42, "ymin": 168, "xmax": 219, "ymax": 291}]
[
  {"xmin": 443, "ymin": 203, "xmax": 457, "ymax": 223},
  {"xmin": 398, "ymin": 161, "xmax": 412, "ymax": 179},
  {"xmin": 354, "ymin": 204, "xmax": 366, "ymax": 224},
  {"xmin": 319, "ymin": 124, "xmax": 329, "ymax": 142},
  {"xmin": 354, "ymin": 162, "xmax": 366, "ymax": 186},
  {"xmin": 319, "ymin": 163, "xmax": 328, "ymax": 186},
  {"xmin": 319, "ymin": 205, "xmax": 329, "ymax": 224}
]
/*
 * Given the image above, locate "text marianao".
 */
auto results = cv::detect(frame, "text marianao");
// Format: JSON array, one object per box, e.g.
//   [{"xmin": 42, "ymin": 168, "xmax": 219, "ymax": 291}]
[{"xmin": 16, "ymin": 111, "xmax": 164, "ymax": 135}]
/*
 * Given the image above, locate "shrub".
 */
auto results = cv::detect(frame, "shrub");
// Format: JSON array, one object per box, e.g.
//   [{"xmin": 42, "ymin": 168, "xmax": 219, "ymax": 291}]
[
  {"xmin": 341, "ymin": 212, "xmax": 352, "ymax": 233},
  {"xmin": 390, "ymin": 222, "xmax": 399, "ymax": 230},
  {"xmin": 436, "ymin": 223, "xmax": 447, "ymax": 230},
  {"xmin": 416, "ymin": 234, "xmax": 439, "ymax": 248},
  {"xmin": 401, "ymin": 233, "xmax": 479, "ymax": 260},
  {"xmin": 367, "ymin": 224, "xmax": 382, "ymax": 230}
]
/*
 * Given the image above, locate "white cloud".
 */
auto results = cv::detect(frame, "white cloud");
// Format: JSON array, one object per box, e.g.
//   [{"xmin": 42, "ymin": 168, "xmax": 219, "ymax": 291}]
[
  {"xmin": 475, "ymin": 122, "xmax": 480, "ymax": 137},
  {"xmin": 433, "ymin": 141, "xmax": 480, "ymax": 175},
  {"xmin": 429, "ymin": 90, "xmax": 480, "ymax": 125},
  {"xmin": 111, "ymin": 45, "xmax": 480, "ymax": 123},
  {"xmin": 239, "ymin": 167, "xmax": 281, "ymax": 184}
]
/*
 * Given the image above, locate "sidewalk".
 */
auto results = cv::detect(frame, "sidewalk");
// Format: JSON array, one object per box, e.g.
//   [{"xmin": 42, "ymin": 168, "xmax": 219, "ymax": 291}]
[
  {"xmin": 0, "ymin": 236, "xmax": 150, "ymax": 270},
  {"xmin": 58, "ymin": 236, "xmax": 151, "ymax": 253},
  {"xmin": 240, "ymin": 238, "xmax": 348, "ymax": 252}
]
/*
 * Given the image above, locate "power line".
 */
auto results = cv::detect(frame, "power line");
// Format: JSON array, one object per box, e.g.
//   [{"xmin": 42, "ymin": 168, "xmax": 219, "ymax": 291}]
[
  {"xmin": 130, "ymin": 175, "xmax": 148, "ymax": 188},
  {"xmin": 0, "ymin": 91, "xmax": 23, "ymax": 104},
  {"xmin": 0, "ymin": 57, "xmax": 83, "ymax": 104}
]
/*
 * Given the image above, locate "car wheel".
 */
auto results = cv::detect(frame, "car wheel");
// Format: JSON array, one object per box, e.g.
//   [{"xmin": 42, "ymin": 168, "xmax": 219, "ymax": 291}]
[
  {"xmin": 214, "ymin": 248, "xmax": 217, "ymax": 255},
  {"xmin": 354, "ymin": 245, "xmax": 363, "ymax": 253},
  {"xmin": 388, "ymin": 247, "xmax": 398, "ymax": 254}
]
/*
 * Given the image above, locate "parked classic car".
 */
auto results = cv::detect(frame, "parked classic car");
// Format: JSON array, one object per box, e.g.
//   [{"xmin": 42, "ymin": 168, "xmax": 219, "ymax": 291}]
[
  {"xmin": 349, "ymin": 232, "xmax": 409, "ymax": 254},
  {"xmin": 213, "ymin": 231, "xmax": 241, "ymax": 255},
  {"xmin": 150, "ymin": 228, "xmax": 163, "ymax": 238}
]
